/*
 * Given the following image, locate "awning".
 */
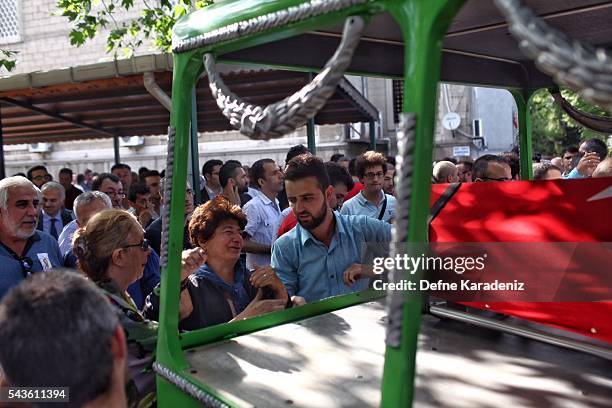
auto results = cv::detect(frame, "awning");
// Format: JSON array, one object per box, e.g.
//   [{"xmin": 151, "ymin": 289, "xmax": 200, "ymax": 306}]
[{"xmin": 0, "ymin": 54, "xmax": 378, "ymax": 145}]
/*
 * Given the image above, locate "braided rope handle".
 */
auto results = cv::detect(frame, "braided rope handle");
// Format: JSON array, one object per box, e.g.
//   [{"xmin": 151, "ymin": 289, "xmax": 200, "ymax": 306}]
[
  {"xmin": 495, "ymin": 0, "xmax": 612, "ymax": 109},
  {"xmin": 386, "ymin": 112, "xmax": 416, "ymax": 348},
  {"xmin": 159, "ymin": 126, "xmax": 176, "ymax": 269},
  {"xmin": 204, "ymin": 16, "xmax": 366, "ymax": 140}
]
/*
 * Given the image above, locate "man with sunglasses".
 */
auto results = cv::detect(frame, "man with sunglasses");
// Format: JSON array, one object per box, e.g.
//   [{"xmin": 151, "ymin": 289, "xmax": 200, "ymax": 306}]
[
  {"xmin": 0, "ymin": 176, "xmax": 63, "ymax": 300},
  {"xmin": 341, "ymin": 151, "xmax": 396, "ymax": 222},
  {"xmin": 472, "ymin": 154, "xmax": 513, "ymax": 182}
]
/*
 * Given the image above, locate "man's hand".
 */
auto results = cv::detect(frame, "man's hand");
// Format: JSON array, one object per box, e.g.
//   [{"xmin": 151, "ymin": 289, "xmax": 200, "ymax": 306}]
[
  {"xmin": 224, "ymin": 179, "xmax": 242, "ymax": 206},
  {"xmin": 576, "ymin": 152, "xmax": 600, "ymax": 177},
  {"xmin": 180, "ymin": 248, "xmax": 207, "ymax": 281},
  {"xmin": 342, "ymin": 263, "xmax": 375, "ymax": 286}
]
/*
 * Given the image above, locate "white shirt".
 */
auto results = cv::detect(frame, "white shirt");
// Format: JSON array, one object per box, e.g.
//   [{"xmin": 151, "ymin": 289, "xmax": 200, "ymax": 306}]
[{"xmin": 242, "ymin": 191, "xmax": 282, "ymax": 269}]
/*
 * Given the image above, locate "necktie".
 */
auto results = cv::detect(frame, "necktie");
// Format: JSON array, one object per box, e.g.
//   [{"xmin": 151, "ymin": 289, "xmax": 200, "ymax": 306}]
[{"xmin": 50, "ymin": 218, "xmax": 58, "ymax": 239}]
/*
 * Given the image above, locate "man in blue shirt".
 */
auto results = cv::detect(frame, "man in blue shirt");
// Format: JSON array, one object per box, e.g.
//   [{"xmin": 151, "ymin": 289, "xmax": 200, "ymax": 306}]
[
  {"xmin": 563, "ymin": 138, "xmax": 607, "ymax": 179},
  {"xmin": 0, "ymin": 176, "xmax": 63, "ymax": 299},
  {"xmin": 271, "ymin": 155, "xmax": 391, "ymax": 303},
  {"xmin": 341, "ymin": 151, "xmax": 396, "ymax": 222}
]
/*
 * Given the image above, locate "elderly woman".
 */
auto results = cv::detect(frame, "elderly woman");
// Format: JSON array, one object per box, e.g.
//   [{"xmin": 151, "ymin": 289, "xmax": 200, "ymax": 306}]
[
  {"xmin": 72, "ymin": 209, "xmax": 192, "ymax": 406},
  {"xmin": 145, "ymin": 196, "xmax": 289, "ymax": 330}
]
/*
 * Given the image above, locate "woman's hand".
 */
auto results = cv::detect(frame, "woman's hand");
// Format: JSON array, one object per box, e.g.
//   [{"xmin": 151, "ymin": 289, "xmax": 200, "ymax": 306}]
[
  {"xmin": 177, "ymin": 248, "xmax": 206, "ymax": 321},
  {"xmin": 180, "ymin": 248, "xmax": 207, "ymax": 281},
  {"xmin": 249, "ymin": 265, "xmax": 288, "ymax": 303},
  {"xmin": 234, "ymin": 289, "xmax": 286, "ymax": 320}
]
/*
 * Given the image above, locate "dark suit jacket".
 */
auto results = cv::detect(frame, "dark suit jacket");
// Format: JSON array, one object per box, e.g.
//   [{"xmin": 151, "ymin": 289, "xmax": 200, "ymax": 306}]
[
  {"xmin": 145, "ymin": 216, "xmax": 192, "ymax": 256},
  {"xmin": 37, "ymin": 209, "xmax": 74, "ymax": 234}
]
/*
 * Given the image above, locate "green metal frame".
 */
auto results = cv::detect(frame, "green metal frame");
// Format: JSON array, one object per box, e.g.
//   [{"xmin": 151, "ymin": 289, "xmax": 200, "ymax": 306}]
[
  {"xmin": 511, "ymin": 89, "xmax": 537, "ymax": 180},
  {"xmin": 158, "ymin": 0, "xmax": 553, "ymax": 406}
]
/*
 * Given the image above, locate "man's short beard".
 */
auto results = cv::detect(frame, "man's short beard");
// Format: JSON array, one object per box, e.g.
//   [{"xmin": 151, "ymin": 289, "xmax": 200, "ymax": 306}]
[
  {"xmin": 297, "ymin": 201, "xmax": 328, "ymax": 230},
  {"xmin": 1, "ymin": 216, "xmax": 35, "ymax": 240}
]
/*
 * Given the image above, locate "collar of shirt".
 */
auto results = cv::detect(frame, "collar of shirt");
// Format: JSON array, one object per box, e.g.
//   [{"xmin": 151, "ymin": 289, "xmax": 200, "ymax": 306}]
[
  {"xmin": 203, "ymin": 180, "xmax": 222, "ymax": 197},
  {"xmin": 299, "ymin": 211, "xmax": 347, "ymax": 247},
  {"xmin": 357, "ymin": 189, "xmax": 385, "ymax": 207},
  {"xmin": 255, "ymin": 191, "xmax": 280, "ymax": 210}
]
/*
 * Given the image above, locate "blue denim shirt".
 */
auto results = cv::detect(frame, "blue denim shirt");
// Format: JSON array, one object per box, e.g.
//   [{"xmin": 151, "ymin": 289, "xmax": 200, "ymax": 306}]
[
  {"xmin": 340, "ymin": 190, "xmax": 396, "ymax": 221},
  {"xmin": 271, "ymin": 213, "xmax": 391, "ymax": 302}
]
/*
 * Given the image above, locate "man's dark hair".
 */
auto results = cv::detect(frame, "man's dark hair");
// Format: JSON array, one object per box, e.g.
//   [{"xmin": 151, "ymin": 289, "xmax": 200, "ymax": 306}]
[
  {"xmin": 26, "ymin": 165, "xmax": 48, "ymax": 180},
  {"xmin": 355, "ymin": 151, "xmax": 387, "ymax": 178},
  {"xmin": 91, "ymin": 173, "xmax": 120, "ymax": 191},
  {"xmin": 138, "ymin": 167, "xmax": 149, "ymax": 178},
  {"xmin": 562, "ymin": 146, "xmax": 579, "ymax": 156},
  {"xmin": 143, "ymin": 170, "xmax": 160, "ymax": 180},
  {"xmin": 501, "ymin": 152, "xmax": 520, "ymax": 179},
  {"xmin": 128, "ymin": 183, "xmax": 150, "ymax": 202},
  {"xmin": 110, "ymin": 163, "xmax": 131, "ymax": 172},
  {"xmin": 472, "ymin": 154, "xmax": 510, "ymax": 180},
  {"xmin": 76, "ymin": 174, "xmax": 85, "ymax": 184},
  {"xmin": 285, "ymin": 145, "xmax": 311, "ymax": 165},
  {"xmin": 386, "ymin": 156, "xmax": 396, "ymax": 167},
  {"xmin": 250, "ymin": 158, "xmax": 275, "ymax": 190},
  {"xmin": 325, "ymin": 161, "xmax": 354, "ymax": 191},
  {"xmin": 59, "ymin": 167, "xmax": 73, "ymax": 177},
  {"xmin": 201, "ymin": 159, "xmax": 223, "ymax": 177},
  {"xmin": 533, "ymin": 163, "xmax": 561, "ymax": 180},
  {"xmin": 582, "ymin": 138, "xmax": 608, "ymax": 161},
  {"xmin": 219, "ymin": 161, "xmax": 244, "ymax": 188},
  {"xmin": 457, "ymin": 160, "xmax": 473, "ymax": 171},
  {"xmin": 0, "ymin": 270, "xmax": 119, "ymax": 406},
  {"xmin": 330, "ymin": 153, "xmax": 345, "ymax": 162},
  {"xmin": 285, "ymin": 154, "xmax": 330, "ymax": 192}
]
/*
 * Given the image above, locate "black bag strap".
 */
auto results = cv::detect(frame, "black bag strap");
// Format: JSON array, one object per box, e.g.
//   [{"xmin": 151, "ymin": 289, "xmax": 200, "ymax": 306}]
[
  {"xmin": 378, "ymin": 194, "xmax": 388, "ymax": 220},
  {"xmin": 428, "ymin": 183, "xmax": 462, "ymax": 225}
]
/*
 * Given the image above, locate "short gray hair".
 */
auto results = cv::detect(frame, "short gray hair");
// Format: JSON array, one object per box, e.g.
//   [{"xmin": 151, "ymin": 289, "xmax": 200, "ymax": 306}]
[
  {"xmin": 0, "ymin": 176, "xmax": 41, "ymax": 210},
  {"xmin": 40, "ymin": 181, "xmax": 65, "ymax": 201},
  {"xmin": 73, "ymin": 191, "xmax": 112, "ymax": 222}
]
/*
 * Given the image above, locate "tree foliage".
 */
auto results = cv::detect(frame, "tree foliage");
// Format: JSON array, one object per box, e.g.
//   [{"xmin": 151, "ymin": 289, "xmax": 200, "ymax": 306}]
[
  {"xmin": 530, "ymin": 88, "xmax": 610, "ymax": 156},
  {"xmin": 56, "ymin": 0, "xmax": 212, "ymax": 58},
  {"xmin": 0, "ymin": 49, "xmax": 18, "ymax": 72}
]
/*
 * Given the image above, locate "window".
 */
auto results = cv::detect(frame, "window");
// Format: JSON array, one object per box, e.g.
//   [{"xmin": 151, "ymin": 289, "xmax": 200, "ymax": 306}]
[{"xmin": 0, "ymin": 0, "xmax": 20, "ymax": 44}]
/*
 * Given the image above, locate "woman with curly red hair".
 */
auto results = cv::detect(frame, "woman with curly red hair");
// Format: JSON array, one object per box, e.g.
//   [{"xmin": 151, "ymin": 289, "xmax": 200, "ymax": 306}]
[{"xmin": 145, "ymin": 196, "xmax": 289, "ymax": 330}]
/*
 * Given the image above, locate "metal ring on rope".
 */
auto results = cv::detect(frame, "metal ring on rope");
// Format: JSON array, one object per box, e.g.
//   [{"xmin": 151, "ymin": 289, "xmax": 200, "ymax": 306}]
[
  {"xmin": 204, "ymin": 16, "xmax": 366, "ymax": 140},
  {"xmin": 494, "ymin": 0, "xmax": 612, "ymax": 109}
]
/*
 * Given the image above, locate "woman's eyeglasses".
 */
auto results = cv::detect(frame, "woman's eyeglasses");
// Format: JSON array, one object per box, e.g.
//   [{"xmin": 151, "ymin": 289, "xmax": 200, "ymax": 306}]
[{"xmin": 122, "ymin": 239, "xmax": 150, "ymax": 251}]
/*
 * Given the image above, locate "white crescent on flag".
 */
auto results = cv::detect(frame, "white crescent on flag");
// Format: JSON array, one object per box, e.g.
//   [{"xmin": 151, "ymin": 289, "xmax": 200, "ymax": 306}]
[{"xmin": 587, "ymin": 185, "xmax": 612, "ymax": 202}]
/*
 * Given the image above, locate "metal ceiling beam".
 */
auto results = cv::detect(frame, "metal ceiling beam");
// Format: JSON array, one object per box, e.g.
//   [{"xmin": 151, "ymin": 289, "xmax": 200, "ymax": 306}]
[{"xmin": 0, "ymin": 97, "xmax": 118, "ymax": 138}]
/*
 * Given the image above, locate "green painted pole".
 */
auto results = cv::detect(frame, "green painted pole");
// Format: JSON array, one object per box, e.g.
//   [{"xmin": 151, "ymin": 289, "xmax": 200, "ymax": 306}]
[
  {"xmin": 510, "ymin": 89, "xmax": 535, "ymax": 180},
  {"xmin": 156, "ymin": 53, "xmax": 199, "ymax": 379},
  {"xmin": 307, "ymin": 118, "xmax": 317, "ymax": 155},
  {"xmin": 190, "ymin": 87, "xmax": 202, "ymax": 204},
  {"xmin": 381, "ymin": 1, "xmax": 466, "ymax": 407},
  {"xmin": 369, "ymin": 120, "xmax": 376, "ymax": 150}
]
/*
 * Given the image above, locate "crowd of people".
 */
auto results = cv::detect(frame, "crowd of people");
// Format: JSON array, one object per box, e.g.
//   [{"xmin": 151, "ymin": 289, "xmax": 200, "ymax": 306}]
[{"xmin": 0, "ymin": 137, "xmax": 610, "ymax": 405}]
